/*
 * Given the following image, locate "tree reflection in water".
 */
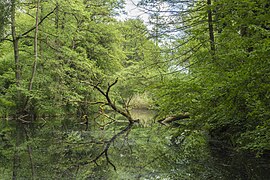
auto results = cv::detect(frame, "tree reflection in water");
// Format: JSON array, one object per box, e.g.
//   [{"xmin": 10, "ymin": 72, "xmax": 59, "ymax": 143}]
[{"xmin": 0, "ymin": 115, "xmax": 270, "ymax": 179}]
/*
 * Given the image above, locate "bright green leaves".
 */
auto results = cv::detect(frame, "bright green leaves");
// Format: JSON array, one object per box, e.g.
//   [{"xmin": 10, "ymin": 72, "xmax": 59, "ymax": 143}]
[
  {"xmin": 148, "ymin": 0, "xmax": 270, "ymax": 154},
  {"xmin": 0, "ymin": 0, "xmax": 130, "ymax": 117},
  {"xmin": 105, "ymin": 19, "xmax": 162, "ymax": 104}
]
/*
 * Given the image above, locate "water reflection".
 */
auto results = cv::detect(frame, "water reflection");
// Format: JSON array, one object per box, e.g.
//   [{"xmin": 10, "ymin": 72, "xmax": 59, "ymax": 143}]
[{"xmin": 0, "ymin": 116, "xmax": 270, "ymax": 179}]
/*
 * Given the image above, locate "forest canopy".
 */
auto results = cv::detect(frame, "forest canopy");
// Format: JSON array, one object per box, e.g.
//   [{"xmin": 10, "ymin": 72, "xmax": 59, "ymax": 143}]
[{"xmin": 0, "ymin": 0, "xmax": 270, "ymax": 179}]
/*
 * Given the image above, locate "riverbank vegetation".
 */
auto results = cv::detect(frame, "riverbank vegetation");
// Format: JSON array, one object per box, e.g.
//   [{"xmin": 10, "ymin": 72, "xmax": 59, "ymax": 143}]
[{"xmin": 0, "ymin": 0, "xmax": 269, "ymax": 179}]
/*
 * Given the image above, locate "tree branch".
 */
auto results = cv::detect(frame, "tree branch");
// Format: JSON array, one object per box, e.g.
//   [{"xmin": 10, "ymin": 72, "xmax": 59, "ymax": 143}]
[
  {"xmin": 92, "ymin": 78, "xmax": 134, "ymax": 123},
  {"xmin": 92, "ymin": 122, "xmax": 134, "ymax": 171},
  {"xmin": 19, "ymin": 7, "xmax": 57, "ymax": 38},
  {"xmin": 158, "ymin": 113, "xmax": 190, "ymax": 126},
  {"xmin": 86, "ymin": 79, "xmax": 139, "ymax": 170},
  {"xmin": 0, "ymin": 7, "xmax": 56, "ymax": 43},
  {"xmin": 0, "ymin": 34, "xmax": 13, "ymax": 42}
]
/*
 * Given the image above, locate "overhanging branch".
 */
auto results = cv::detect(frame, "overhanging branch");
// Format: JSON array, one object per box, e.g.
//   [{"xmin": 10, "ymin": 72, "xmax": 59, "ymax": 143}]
[
  {"xmin": 92, "ymin": 78, "xmax": 134, "ymax": 123},
  {"xmin": 86, "ymin": 79, "xmax": 138, "ymax": 170}
]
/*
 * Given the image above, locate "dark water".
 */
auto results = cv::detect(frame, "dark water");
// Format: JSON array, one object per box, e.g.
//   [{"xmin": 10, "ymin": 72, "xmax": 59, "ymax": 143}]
[{"xmin": 0, "ymin": 111, "xmax": 270, "ymax": 179}]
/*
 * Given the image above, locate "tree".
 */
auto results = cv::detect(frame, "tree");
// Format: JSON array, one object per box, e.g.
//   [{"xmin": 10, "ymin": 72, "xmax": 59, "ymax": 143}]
[
  {"xmin": 0, "ymin": 0, "xmax": 127, "ymax": 118},
  {"xmin": 145, "ymin": 0, "xmax": 270, "ymax": 154}
]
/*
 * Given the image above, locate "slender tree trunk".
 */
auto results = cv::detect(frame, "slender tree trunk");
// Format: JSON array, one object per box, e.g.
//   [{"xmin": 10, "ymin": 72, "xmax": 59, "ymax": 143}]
[
  {"xmin": 55, "ymin": 2, "xmax": 59, "ymax": 29},
  {"xmin": 11, "ymin": 0, "xmax": 22, "ymax": 116},
  {"xmin": 24, "ymin": 0, "xmax": 40, "ymax": 116},
  {"xmin": 39, "ymin": 5, "xmax": 43, "ymax": 70},
  {"xmin": 28, "ymin": 0, "xmax": 40, "ymax": 91},
  {"xmin": 207, "ymin": 0, "xmax": 215, "ymax": 54},
  {"xmin": 11, "ymin": 0, "xmax": 20, "ymax": 85}
]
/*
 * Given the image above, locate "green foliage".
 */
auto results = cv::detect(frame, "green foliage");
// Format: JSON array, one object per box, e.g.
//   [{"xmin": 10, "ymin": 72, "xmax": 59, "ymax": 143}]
[
  {"xmin": 0, "ymin": 0, "xmax": 269, "ymax": 178},
  {"xmin": 0, "ymin": 0, "xmax": 164, "ymax": 118},
  {"xmin": 0, "ymin": 0, "xmax": 10, "ymax": 38},
  {"xmin": 151, "ymin": 0, "xmax": 270, "ymax": 154},
  {"xmin": 0, "ymin": 0, "xmax": 136, "ymax": 117}
]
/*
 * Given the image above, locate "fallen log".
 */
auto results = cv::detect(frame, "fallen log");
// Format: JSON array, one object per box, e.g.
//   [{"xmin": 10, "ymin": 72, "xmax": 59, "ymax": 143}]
[{"xmin": 158, "ymin": 113, "xmax": 190, "ymax": 126}]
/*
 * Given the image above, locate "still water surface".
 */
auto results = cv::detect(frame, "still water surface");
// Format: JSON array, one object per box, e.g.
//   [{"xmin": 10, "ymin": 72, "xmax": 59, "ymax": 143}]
[{"xmin": 0, "ymin": 110, "xmax": 270, "ymax": 179}]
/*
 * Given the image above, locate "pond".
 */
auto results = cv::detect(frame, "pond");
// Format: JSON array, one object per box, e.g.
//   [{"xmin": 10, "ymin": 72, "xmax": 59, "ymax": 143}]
[{"xmin": 0, "ymin": 110, "xmax": 270, "ymax": 179}]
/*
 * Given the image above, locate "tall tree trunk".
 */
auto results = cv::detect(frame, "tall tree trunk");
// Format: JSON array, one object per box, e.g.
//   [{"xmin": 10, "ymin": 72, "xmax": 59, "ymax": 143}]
[
  {"xmin": 23, "ymin": 0, "xmax": 40, "ymax": 117},
  {"xmin": 11, "ymin": 0, "xmax": 20, "ymax": 85},
  {"xmin": 28, "ymin": 0, "xmax": 40, "ymax": 91},
  {"xmin": 11, "ymin": 0, "xmax": 22, "ymax": 116},
  {"xmin": 39, "ymin": 4, "xmax": 43, "ymax": 69},
  {"xmin": 207, "ymin": 0, "xmax": 215, "ymax": 54}
]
